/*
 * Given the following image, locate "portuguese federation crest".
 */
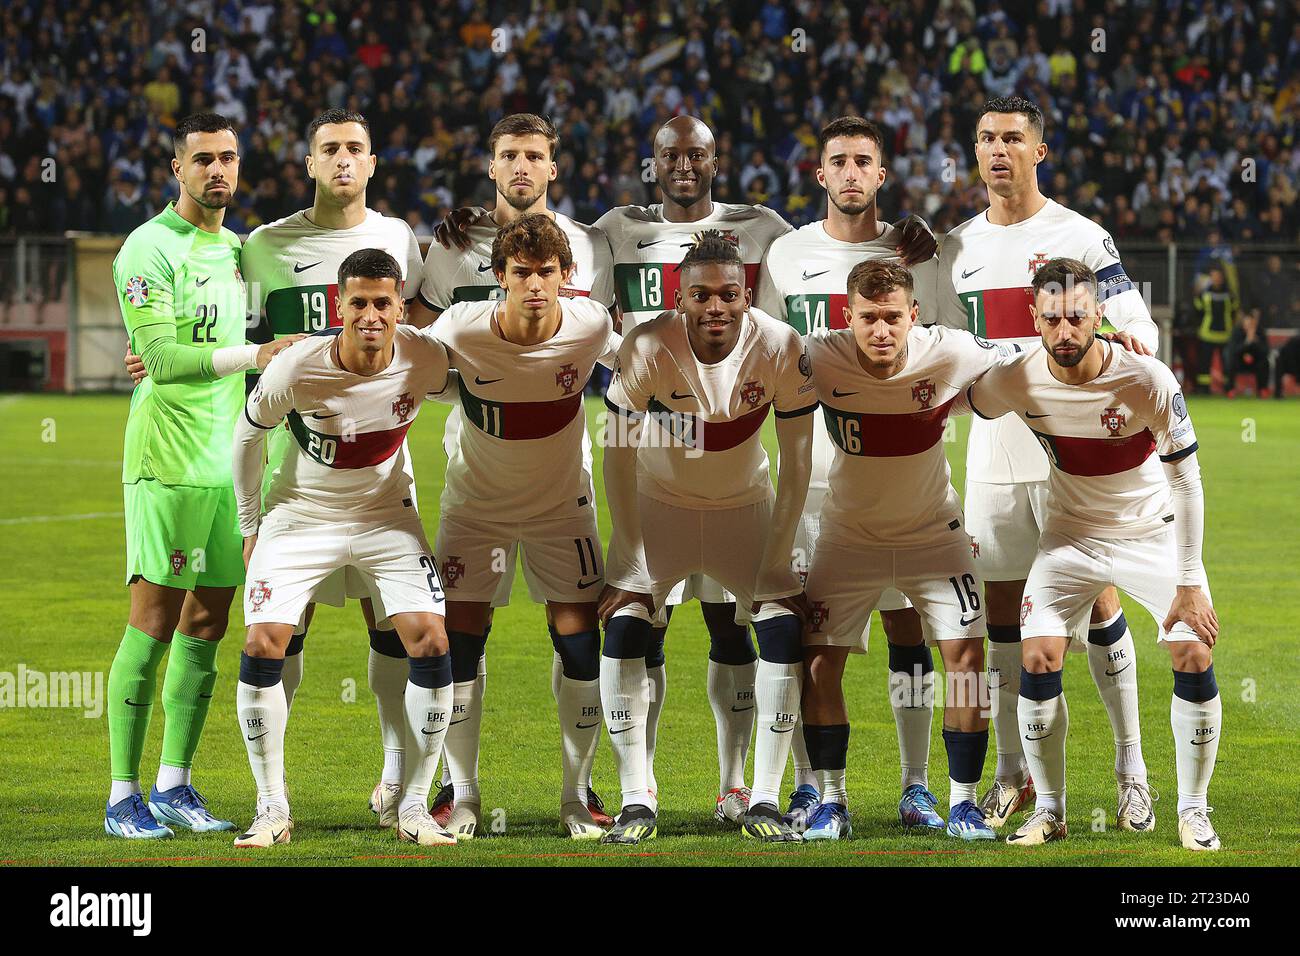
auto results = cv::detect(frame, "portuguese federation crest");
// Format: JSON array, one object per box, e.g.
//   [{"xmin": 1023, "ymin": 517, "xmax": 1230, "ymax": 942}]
[
  {"xmin": 911, "ymin": 378, "xmax": 936, "ymax": 409},
  {"xmin": 169, "ymin": 549, "xmax": 187, "ymax": 576},
  {"xmin": 740, "ymin": 380, "xmax": 766, "ymax": 408},
  {"xmin": 249, "ymin": 580, "xmax": 273, "ymax": 611},
  {"xmin": 441, "ymin": 556, "xmax": 465, "ymax": 589},
  {"xmin": 392, "ymin": 392, "xmax": 415, "ymax": 423},
  {"xmin": 1100, "ymin": 406, "xmax": 1126, "ymax": 436},
  {"xmin": 556, "ymin": 362, "xmax": 580, "ymax": 395}
]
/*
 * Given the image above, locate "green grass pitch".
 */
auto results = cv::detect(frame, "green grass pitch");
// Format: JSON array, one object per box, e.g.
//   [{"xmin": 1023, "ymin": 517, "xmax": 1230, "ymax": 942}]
[{"xmin": 0, "ymin": 392, "xmax": 1295, "ymax": 867}]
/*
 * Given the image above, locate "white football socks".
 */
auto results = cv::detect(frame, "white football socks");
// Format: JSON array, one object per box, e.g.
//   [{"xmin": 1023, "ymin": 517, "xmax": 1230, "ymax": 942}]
[
  {"xmin": 237, "ymin": 679, "xmax": 289, "ymax": 811},
  {"xmin": 750, "ymin": 661, "xmax": 801, "ymax": 809},
  {"xmin": 790, "ymin": 715, "xmax": 817, "ymax": 790},
  {"xmin": 707, "ymin": 659, "xmax": 756, "ymax": 794},
  {"xmin": 280, "ymin": 653, "xmax": 304, "ymax": 712},
  {"xmin": 1087, "ymin": 611, "xmax": 1146, "ymax": 782},
  {"xmin": 645, "ymin": 658, "xmax": 666, "ymax": 794},
  {"xmin": 1018, "ymin": 679, "xmax": 1068, "ymax": 817},
  {"xmin": 889, "ymin": 663, "xmax": 934, "ymax": 791},
  {"xmin": 988, "ymin": 637, "xmax": 1028, "ymax": 787},
  {"xmin": 601, "ymin": 652, "xmax": 651, "ymax": 811},
  {"xmin": 1172, "ymin": 687, "xmax": 1221, "ymax": 813},
  {"xmin": 399, "ymin": 679, "xmax": 452, "ymax": 815},
  {"xmin": 368, "ymin": 648, "xmax": 408, "ymax": 786},
  {"xmin": 557, "ymin": 675, "xmax": 601, "ymax": 806}
]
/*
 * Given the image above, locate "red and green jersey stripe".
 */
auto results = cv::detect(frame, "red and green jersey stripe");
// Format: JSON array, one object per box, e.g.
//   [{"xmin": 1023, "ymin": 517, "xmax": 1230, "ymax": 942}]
[
  {"xmin": 1029, "ymin": 427, "xmax": 1156, "ymax": 476},
  {"xmin": 266, "ymin": 284, "xmax": 340, "ymax": 336},
  {"xmin": 285, "ymin": 410, "xmax": 411, "ymax": 468},
  {"xmin": 822, "ymin": 397, "xmax": 956, "ymax": 457},
  {"xmin": 459, "ymin": 384, "xmax": 584, "ymax": 440},
  {"xmin": 643, "ymin": 398, "xmax": 771, "ymax": 451},
  {"xmin": 783, "ymin": 293, "xmax": 850, "ymax": 334},
  {"xmin": 614, "ymin": 262, "xmax": 760, "ymax": 313}
]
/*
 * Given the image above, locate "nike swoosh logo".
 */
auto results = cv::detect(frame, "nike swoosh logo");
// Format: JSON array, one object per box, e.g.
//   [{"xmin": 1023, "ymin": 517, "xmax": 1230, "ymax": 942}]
[
  {"xmin": 730, "ymin": 705, "xmax": 754, "ymax": 713},
  {"xmin": 247, "ymin": 732, "xmax": 268, "ymax": 741},
  {"xmin": 421, "ymin": 727, "xmax": 445, "ymax": 736},
  {"xmin": 1023, "ymin": 733, "xmax": 1052, "ymax": 741},
  {"xmin": 802, "ymin": 270, "xmax": 829, "ymax": 281},
  {"xmin": 474, "ymin": 375, "xmax": 503, "ymax": 385},
  {"xmin": 1196, "ymin": 837, "xmax": 1215, "ymax": 847},
  {"xmin": 770, "ymin": 725, "xmax": 796, "ymax": 734},
  {"xmin": 636, "ymin": 239, "xmax": 660, "ymax": 249},
  {"xmin": 1104, "ymin": 663, "xmax": 1132, "ymax": 677},
  {"xmin": 959, "ymin": 614, "xmax": 982, "ymax": 626},
  {"xmin": 577, "ymin": 579, "xmax": 601, "ymax": 590},
  {"xmin": 670, "ymin": 390, "xmax": 694, "ymax": 401},
  {"xmin": 1190, "ymin": 737, "xmax": 1216, "ymax": 746},
  {"xmin": 987, "ymin": 681, "xmax": 1006, "ymax": 692},
  {"xmin": 124, "ymin": 698, "xmax": 149, "ymax": 707},
  {"xmin": 199, "ymin": 693, "xmax": 213, "ymax": 699},
  {"xmin": 610, "ymin": 726, "xmax": 635, "ymax": 735},
  {"xmin": 1025, "ymin": 412, "xmax": 1050, "ymax": 419},
  {"xmin": 449, "ymin": 718, "xmax": 468, "ymax": 726},
  {"xmin": 961, "ymin": 267, "xmax": 984, "ymax": 279},
  {"xmin": 401, "ymin": 827, "xmax": 419, "ymax": 840},
  {"xmin": 576, "ymin": 722, "xmax": 600, "ymax": 729},
  {"xmin": 311, "ymin": 411, "xmax": 341, "ymax": 419},
  {"xmin": 294, "ymin": 262, "xmax": 322, "ymax": 273},
  {"xmin": 477, "ymin": 262, "xmax": 494, "ymax": 272},
  {"xmin": 195, "ymin": 275, "xmax": 211, "ymax": 286},
  {"xmin": 832, "ymin": 387, "xmax": 858, "ymax": 398}
]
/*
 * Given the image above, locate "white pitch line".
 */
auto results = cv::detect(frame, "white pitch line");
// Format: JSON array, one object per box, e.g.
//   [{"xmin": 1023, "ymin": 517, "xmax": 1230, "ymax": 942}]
[{"xmin": 0, "ymin": 511, "xmax": 123, "ymax": 525}]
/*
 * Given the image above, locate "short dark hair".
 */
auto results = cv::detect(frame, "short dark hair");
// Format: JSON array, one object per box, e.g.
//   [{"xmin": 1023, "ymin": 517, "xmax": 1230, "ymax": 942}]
[
  {"xmin": 977, "ymin": 96, "xmax": 1045, "ymax": 141},
  {"xmin": 174, "ymin": 113, "xmax": 237, "ymax": 156},
  {"xmin": 1031, "ymin": 257, "xmax": 1097, "ymax": 301},
  {"xmin": 847, "ymin": 259, "xmax": 913, "ymax": 302},
  {"xmin": 818, "ymin": 116, "xmax": 887, "ymax": 162},
  {"xmin": 307, "ymin": 108, "xmax": 371, "ymax": 149},
  {"xmin": 677, "ymin": 229, "xmax": 743, "ymax": 279},
  {"xmin": 338, "ymin": 248, "xmax": 403, "ymax": 293},
  {"xmin": 488, "ymin": 113, "xmax": 560, "ymax": 160},
  {"xmin": 491, "ymin": 213, "xmax": 573, "ymax": 273}
]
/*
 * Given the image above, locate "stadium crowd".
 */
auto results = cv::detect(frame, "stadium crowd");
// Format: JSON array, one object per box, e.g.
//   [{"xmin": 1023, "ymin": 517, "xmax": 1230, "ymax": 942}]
[{"xmin": 0, "ymin": 0, "xmax": 1298, "ymax": 383}]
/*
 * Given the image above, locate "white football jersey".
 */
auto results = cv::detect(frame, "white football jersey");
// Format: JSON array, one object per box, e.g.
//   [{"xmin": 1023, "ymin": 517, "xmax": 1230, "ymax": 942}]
[
  {"xmin": 754, "ymin": 219, "xmax": 939, "ymax": 498},
  {"xmin": 967, "ymin": 342, "xmax": 1198, "ymax": 541},
  {"xmin": 418, "ymin": 212, "xmax": 615, "ymax": 311},
  {"xmin": 808, "ymin": 325, "xmax": 1012, "ymax": 548},
  {"xmin": 595, "ymin": 202, "xmax": 792, "ymax": 332},
  {"xmin": 242, "ymin": 208, "xmax": 424, "ymax": 337},
  {"xmin": 243, "ymin": 328, "xmax": 450, "ymax": 526},
  {"xmin": 605, "ymin": 307, "xmax": 817, "ymax": 510},
  {"xmin": 935, "ymin": 199, "xmax": 1158, "ymax": 483},
  {"xmin": 432, "ymin": 297, "xmax": 617, "ymax": 521}
]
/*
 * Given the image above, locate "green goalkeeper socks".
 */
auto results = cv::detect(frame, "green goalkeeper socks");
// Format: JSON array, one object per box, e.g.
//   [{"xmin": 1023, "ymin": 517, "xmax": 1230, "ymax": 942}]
[
  {"xmin": 107, "ymin": 625, "xmax": 169, "ymax": 782},
  {"xmin": 160, "ymin": 632, "xmax": 221, "ymax": 771}
]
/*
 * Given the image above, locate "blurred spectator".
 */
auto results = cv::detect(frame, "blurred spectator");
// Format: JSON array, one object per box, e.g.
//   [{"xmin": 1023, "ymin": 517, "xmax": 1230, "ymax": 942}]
[
  {"xmin": 1193, "ymin": 266, "xmax": 1240, "ymax": 393},
  {"xmin": 1225, "ymin": 309, "xmax": 1271, "ymax": 394}
]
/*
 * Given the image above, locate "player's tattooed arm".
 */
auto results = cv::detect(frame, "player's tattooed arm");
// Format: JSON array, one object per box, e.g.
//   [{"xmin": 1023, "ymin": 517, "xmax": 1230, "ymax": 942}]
[
  {"xmin": 892, "ymin": 214, "xmax": 938, "ymax": 266},
  {"xmin": 433, "ymin": 205, "xmax": 491, "ymax": 250}
]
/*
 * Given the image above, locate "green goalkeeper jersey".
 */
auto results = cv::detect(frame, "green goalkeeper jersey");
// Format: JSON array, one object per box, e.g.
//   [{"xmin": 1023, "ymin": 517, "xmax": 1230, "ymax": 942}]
[{"xmin": 115, "ymin": 202, "xmax": 247, "ymax": 487}]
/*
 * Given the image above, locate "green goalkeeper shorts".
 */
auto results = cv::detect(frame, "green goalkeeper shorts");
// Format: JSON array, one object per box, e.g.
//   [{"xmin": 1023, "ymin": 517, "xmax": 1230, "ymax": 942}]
[{"xmin": 124, "ymin": 479, "xmax": 245, "ymax": 590}]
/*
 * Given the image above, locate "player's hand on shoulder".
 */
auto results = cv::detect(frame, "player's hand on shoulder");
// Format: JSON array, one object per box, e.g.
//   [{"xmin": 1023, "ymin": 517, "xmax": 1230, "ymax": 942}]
[
  {"xmin": 435, "ymin": 205, "xmax": 490, "ymax": 250},
  {"xmin": 124, "ymin": 343, "xmax": 146, "ymax": 384},
  {"xmin": 256, "ymin": 334, "xmax": 307, "ymax": 370},
  {"xmin": 242, "ymin": 534, "xmax": 258, "ymax": 570},
  {"xmin": 1163, "ymin": 585, "xmax": 1219, "ymax": 647},
  {"xmin": 597, "ymin": 585, "xmax": 653, "ymax": 626},
  {"xmin": 1101, "ymin": 330, "xmax": 1154, "ymax": 356},
  {"xmin": 893, "ymin": 214, "xmax": 937, "ymax": 266}
]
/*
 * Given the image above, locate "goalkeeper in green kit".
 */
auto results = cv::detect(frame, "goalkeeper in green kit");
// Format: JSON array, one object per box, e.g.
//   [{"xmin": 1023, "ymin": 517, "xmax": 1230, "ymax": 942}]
[{"xmin": 105, "ymin": 113, "xmax": 300, "ymax": 839}]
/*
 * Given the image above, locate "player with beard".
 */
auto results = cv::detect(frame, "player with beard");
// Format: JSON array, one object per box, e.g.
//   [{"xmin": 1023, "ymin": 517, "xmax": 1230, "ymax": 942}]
[
  {"xmin": 755, "ymin": 116, "xmax": 943, "ymax": 832},
  {"xmin": 967, "ymin": 259, "xmax": 1221, "ymax": 851},
  {"xmin": 106, "ymin": 113, "xmax": 299, "ymax": 839},
  {"xmin": 419, "ymin": 114, "xmax": 615, "ymax": 830},
  {"xmin": 127, "ymin": 109, "xmax": 431, "ymax": 831},
  {"xmin": 936, "ymin": 97, "xmax": 1162, "ymax": 833}
]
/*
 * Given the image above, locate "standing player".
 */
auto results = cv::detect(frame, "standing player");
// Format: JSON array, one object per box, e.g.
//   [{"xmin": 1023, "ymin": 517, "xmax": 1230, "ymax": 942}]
[
  {"xmin": 600, "ymin": 232, "xmax": 817, "ymax": 844},
  {"xmin": 232, "ymin": 249, "xmax": 455, "ymax": 847},
  {"xmin": 799, "ymin": 261, "xmax": 1007, "ymax": 842},
  {"xmin": 418, "ymin": 114, "xmax": 615, "ymax": 829},
  {"xmin": 755, "ymin": 116, "xmax": 944, "ymax": 831},
  {"xmin": 936, "ymin": 97, "xmax": 1161, "ymax": 831},
  {"xmin": 241, "ymin": 109, "xmax": 430, "ymax": 827},
  {"xmin": 967, "ymin": 259, "xmax": 1222, "ymax": 851},
  {"xmin": 432, "ymin": 214, "xmax": 618, "ymax": 840},
  {"xmin": 105, "ymin": 113, "xmax": 297, "ymax": 839}
]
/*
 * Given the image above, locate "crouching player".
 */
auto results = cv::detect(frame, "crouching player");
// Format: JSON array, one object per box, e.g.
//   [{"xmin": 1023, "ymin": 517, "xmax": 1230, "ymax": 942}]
[
  {"xmin": 231, "ymin": 249, "xmax": 457, "ymax": 847},
  {"xmin": 967, "ymin": 258, "xmax": 1223, "ymax": 851},
  {"xmin": 600, "ymin": 231, "xmax": 817, "ymax": 844},
  {"xmin": 800, "ymin": 260, "xmax": 1019, "ymax": 841}
]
